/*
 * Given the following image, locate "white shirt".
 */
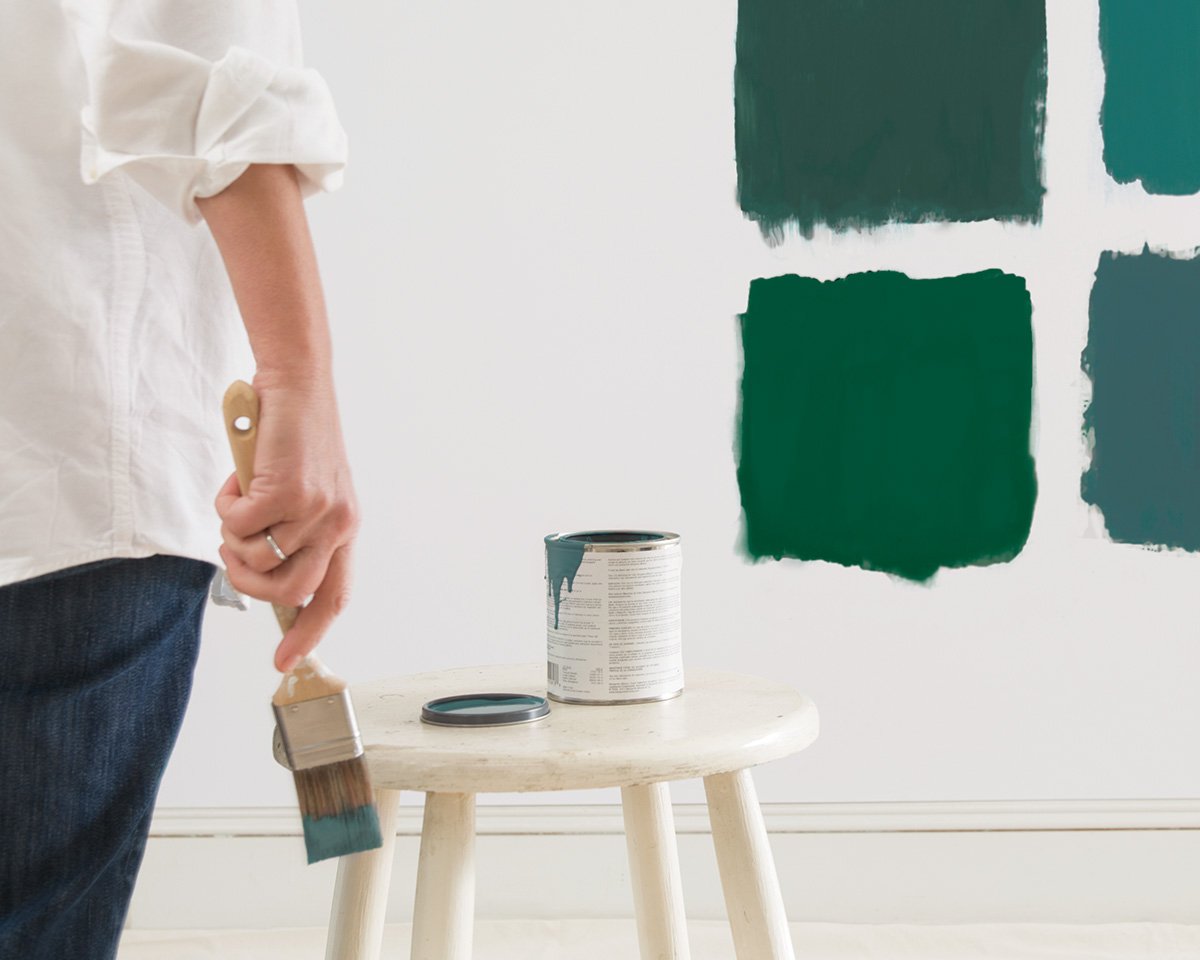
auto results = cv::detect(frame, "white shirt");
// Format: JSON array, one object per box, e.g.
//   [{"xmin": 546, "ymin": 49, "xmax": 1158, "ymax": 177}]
[{"xmin": 0, "ymin": 1, "xmax": 347, "ymax": 587}]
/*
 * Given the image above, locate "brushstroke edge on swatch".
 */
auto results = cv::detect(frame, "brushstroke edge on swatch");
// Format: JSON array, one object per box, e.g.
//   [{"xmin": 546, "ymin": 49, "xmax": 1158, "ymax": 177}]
[
  {"xmin": 733, "ymin": 0, "xmax": 1048, "ymax": 240},
  {"xmin": 1081, "ymin": 246, "xmax": 1200, "ymax": 552},
  {"xmin": 735, "ymin": 269, "xmax": 1037, "ymax": 583},
  {"xmin": 1098, "ymin": 0, "xmax": 1200, "ymax": 195}
]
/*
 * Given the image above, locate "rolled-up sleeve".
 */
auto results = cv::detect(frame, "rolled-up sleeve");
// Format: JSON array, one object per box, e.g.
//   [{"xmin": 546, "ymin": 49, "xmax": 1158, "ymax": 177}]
[{"xmin": 60, "ymin": 0, "xmax": 347, "ymax": 224}]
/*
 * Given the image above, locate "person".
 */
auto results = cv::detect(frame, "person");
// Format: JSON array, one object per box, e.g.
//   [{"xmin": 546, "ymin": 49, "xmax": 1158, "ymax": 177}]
[{"xmin": 0, "ymin": 2, "xmax": 358, "ymax": 956}]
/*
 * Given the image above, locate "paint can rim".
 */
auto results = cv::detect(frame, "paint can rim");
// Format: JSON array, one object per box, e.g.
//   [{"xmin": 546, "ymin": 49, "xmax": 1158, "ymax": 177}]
[{"xmin": 546, "ymin": 530, "xmax": 680, "ymax": 551}]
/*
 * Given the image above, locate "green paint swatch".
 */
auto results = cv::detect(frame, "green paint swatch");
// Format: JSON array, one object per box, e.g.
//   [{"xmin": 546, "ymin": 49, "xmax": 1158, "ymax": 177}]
[
  {"xmin": 1082, "ymin": 249, "xmax": 1200, "ymax": 549},
  {"xmin": 1099, "ymin": 0, "xmax": 1200, "ymax": 195},
  {"xmin": 735, "ymin": 0, "xmax": 1047, "ymax": 238},
  {"xmin": 736, "ymin": 270, "xmax": 1037, "ymax": 582}
]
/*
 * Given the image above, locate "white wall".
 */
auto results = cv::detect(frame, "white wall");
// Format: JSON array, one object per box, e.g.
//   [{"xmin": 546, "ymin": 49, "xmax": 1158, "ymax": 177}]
[
  {"xmin": 157, "ymin": 0, "xmax": 1200, "ymax": 812},
  {"xmin": 129, "ymin": 801, "xmax": 1200, "ymax": 928}
]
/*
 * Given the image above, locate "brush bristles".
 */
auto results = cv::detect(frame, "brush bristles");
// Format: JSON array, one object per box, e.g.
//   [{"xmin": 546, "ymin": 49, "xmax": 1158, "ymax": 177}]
[
  {"xmin": 301, "ymin": 803, "xmax": 383, "ymax": 864},
  {"xmin": 293, "ymin": 757, "xmax": 384, "ymax": 863},
  {"xmin": 294, "ymin": 756, "xmax": 375, "ymax": 818}
]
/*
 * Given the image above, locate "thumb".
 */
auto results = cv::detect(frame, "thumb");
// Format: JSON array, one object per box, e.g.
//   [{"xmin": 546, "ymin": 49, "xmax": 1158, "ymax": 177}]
[
  {"xmin": 214, "ymin": 471, "xmax": 243, "ymax": 517},
  {"xmin": 274, "ymin": 544, "xmax": 354, "ymax": 672}
]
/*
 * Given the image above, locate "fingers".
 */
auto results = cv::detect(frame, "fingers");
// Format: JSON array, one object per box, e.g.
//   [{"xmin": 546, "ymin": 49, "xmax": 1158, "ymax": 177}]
[
  {"xmin": 219, "ymin": 542, "xmax": 328, "ymax": 609},
  {"xmin": 215, "ymin": 475, "xmax": 290, "ymax": 540},
  {"xmin": 219, "ymin": 518, "xmax": 311, "ymax": 574},
  {"xmin": 214, "ymin": 471, "xmax": 242, "ymax": 518},
  {"xmin": 215, "ymin": 470, "xmax": 293, "ymax": 570},
  {"xmin": 215, "ymin": 469, "xmax": 358, "ymax": 578},
  {"xmin": 274, "ymin": 544, "xmax": 353, "ymax": 672},
  {"xmin": 222, "ymin": 539, "xmax": 355, "ymax": 673}
]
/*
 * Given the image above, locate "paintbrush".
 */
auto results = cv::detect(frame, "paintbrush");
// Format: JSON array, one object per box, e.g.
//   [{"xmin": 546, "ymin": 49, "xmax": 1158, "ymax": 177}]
[{"xmin": 223, "ymin": 379, "xmax": 382, "ymax": 864}]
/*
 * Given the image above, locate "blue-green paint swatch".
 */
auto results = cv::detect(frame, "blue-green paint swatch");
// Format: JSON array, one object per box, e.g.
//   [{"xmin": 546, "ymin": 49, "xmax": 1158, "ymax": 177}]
[
  {"xmin": 1082, "ymin": 249, "xmax": 1200, "ymax": 550},
  {"xmin": 1100, "ymin": 1, "xmax": 1200, "ymax": 195},
  {"xmin": 735, "ymin": 0, "xmax": 1047, "ymax": 238},
  {"xmin": 737, "ymin": 270, "xmax": 1037, "ymax": 582}
]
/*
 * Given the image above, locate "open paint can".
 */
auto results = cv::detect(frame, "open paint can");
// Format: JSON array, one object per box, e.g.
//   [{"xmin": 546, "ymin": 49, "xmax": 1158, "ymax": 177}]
[{"xmin": 545, "ymin": 531, "xmax": 683, "ymax": 705}]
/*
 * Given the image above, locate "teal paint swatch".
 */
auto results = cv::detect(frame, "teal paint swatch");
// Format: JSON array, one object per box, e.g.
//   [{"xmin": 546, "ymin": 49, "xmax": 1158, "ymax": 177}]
[
  {"xmin": 1100, "ymin": 1, "xmax": 1200, "ymax": 195},
  {"xmin": 1082, "ymin": 249, "xmax": 1200, "ymax": 550},
  {"xmin": 736, "ymin": 271, "xmax": 1037, "ymax": 582},
  {"xmin": 735, "ymin": 0, "xmax": 1047, "ymax": 238}
]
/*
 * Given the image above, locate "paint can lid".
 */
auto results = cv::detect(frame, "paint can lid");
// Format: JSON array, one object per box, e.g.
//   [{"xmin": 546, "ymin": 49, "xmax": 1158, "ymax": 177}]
[{"xmin": 420, "ymin": 693, "xmax": 550, "ymax": 727}]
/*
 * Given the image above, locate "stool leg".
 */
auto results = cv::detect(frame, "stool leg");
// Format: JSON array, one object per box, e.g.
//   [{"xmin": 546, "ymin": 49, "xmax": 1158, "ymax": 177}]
[
  {"xmin": 703, "ymin": 769, "xmax": 795, "ymax": 960},
  {"xmin": 621, "ymin": 781, "xmax": 692, "ymax": 959},
  {"xmin": 410, "ymin": 791, "xmax": 476, "ymax": 960},
  {"xmin": 325, "ymin": 787, "xmax": 402, "ymax": 960}
]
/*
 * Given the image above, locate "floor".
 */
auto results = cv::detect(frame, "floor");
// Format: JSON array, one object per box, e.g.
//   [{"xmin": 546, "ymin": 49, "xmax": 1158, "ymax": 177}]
[{"xmin": 118, "ymin": 920, "xmax": 1200, "ymax": 959}]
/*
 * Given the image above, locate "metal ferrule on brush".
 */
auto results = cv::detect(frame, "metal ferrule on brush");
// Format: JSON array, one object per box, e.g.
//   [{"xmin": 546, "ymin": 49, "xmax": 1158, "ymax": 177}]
[{"xmin": 273, "ymin": 689, "xmax": 364, "ymax": 771}]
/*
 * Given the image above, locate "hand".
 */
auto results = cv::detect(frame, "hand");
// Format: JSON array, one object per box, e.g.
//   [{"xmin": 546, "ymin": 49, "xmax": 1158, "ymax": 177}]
[{"xmin": 214, "ymin": 371, "xmax": 359, "ymax": 671}]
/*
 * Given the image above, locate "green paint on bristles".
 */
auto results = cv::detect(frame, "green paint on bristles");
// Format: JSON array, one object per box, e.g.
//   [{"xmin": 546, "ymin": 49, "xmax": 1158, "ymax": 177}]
[{"xmin": 302, "ymin": 804, "xmax": 383, "ymax": 864}]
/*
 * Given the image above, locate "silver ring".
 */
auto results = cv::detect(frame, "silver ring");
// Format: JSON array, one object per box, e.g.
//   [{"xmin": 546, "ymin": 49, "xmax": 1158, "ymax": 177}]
[{"xmin": 264, "ymin": 531, "xmax": 288, "ymax": 562}]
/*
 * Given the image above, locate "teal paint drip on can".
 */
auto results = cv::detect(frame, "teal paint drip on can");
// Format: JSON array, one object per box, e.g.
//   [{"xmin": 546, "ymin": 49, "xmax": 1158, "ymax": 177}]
[{"xmin": 544, "ymin": 531, "xmax": 683, "ymax": 704}]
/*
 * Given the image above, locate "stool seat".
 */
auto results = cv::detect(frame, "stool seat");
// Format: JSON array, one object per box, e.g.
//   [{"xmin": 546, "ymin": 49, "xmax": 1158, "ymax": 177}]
[
  {"xmin": 327, "ymin": 663, "xmax": 819, "ymax": 960},
  {"xmin": 353, "ymin": 662, "xmax": 819, "ymax": 794}
]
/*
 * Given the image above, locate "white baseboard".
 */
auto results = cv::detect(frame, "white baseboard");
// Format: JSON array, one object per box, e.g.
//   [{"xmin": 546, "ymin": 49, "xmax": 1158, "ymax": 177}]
[{"xmin": 127, "ymin": 800, "xmax": 1200, "ymax": 929}]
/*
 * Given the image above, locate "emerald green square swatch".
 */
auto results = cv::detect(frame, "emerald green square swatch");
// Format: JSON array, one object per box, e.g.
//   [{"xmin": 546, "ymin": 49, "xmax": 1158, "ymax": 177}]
[
  {"xmin": 735, "ymin": 0, "xmax": 1047, "ymax": 238},
  {"xmin": 736, "ymin": 271, "xmax": 1037, "ymax": 582}
]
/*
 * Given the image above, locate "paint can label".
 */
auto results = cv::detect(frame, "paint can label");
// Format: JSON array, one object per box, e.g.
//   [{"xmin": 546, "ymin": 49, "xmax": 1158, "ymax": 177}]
[{"xmin": 545, "ymin": 532, "xmax": 682, "ymax": 703}]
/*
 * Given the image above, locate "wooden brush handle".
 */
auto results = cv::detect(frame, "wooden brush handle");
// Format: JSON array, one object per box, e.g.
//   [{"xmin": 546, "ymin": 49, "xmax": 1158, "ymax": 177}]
[
  {"xmin": 272, "ymin": 656, "xmax": 347, "ymax": 705},
  {"xmin": 223, "ymin": 380, "xmax": 346, "ymax": 706},
  {"xmin": 222, "ymin": 381, "xmax": 299, "ymax": 636},
  {"xmin": 222, "ymin": 381, "xmax": 263, "ymax": 530}
]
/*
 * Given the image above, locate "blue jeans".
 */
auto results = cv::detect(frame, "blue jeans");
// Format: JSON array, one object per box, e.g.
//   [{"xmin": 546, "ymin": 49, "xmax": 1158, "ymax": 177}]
[{"xmin": 0, "ymin": 555, "xmax": 214, "ymax": 960}]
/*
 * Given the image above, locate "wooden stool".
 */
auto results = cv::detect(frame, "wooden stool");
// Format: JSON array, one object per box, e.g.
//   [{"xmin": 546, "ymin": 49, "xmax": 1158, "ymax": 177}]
[{"xmin": 323, "ymin": 663, "xmax": 819, "ymax": 960}]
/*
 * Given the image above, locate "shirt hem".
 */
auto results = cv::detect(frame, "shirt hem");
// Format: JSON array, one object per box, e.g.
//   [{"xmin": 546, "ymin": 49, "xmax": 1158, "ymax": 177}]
[{"xmin": 1, "ymin": 547, "xmax": 162, "ymax": 589}]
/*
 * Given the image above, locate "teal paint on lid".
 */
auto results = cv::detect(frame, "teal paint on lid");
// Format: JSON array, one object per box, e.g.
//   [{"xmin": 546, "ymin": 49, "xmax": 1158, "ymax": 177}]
[{"xmin": 426, "ymin": 696, "xmax": 546, "ymax": 714}]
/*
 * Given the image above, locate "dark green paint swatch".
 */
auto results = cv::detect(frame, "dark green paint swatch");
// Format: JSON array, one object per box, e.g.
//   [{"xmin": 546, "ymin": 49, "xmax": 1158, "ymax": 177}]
[
  {"xmin": 1100, "ymin": 1, "xmax": 1200, "ymax": 195},
  {"xmin": 736, "ymin": 270, "xmax": 1037, "ymax": 582},
  {"xmin": 1082, "ymin": 249, "xmax": 1200, "ymax": 550},
  {"xmin": 735, "ymin": 0, "xmax": 1047, "ymax": 238}
]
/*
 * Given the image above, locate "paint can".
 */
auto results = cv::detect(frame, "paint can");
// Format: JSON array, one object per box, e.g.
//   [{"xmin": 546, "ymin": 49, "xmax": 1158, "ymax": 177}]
[{"xmin": 544, "ymin": 531, "xmax": 683, "ymax": 704}]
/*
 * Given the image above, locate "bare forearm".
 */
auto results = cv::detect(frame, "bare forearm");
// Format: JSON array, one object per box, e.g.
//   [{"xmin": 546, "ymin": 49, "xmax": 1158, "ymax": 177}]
[
  {"xmin": 200, "ymin": 163, "xmax": 358, "ymax": 670},
  {"xmin": 196, "ymin": 164, "xmax": 333, "ymax": 380}
]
